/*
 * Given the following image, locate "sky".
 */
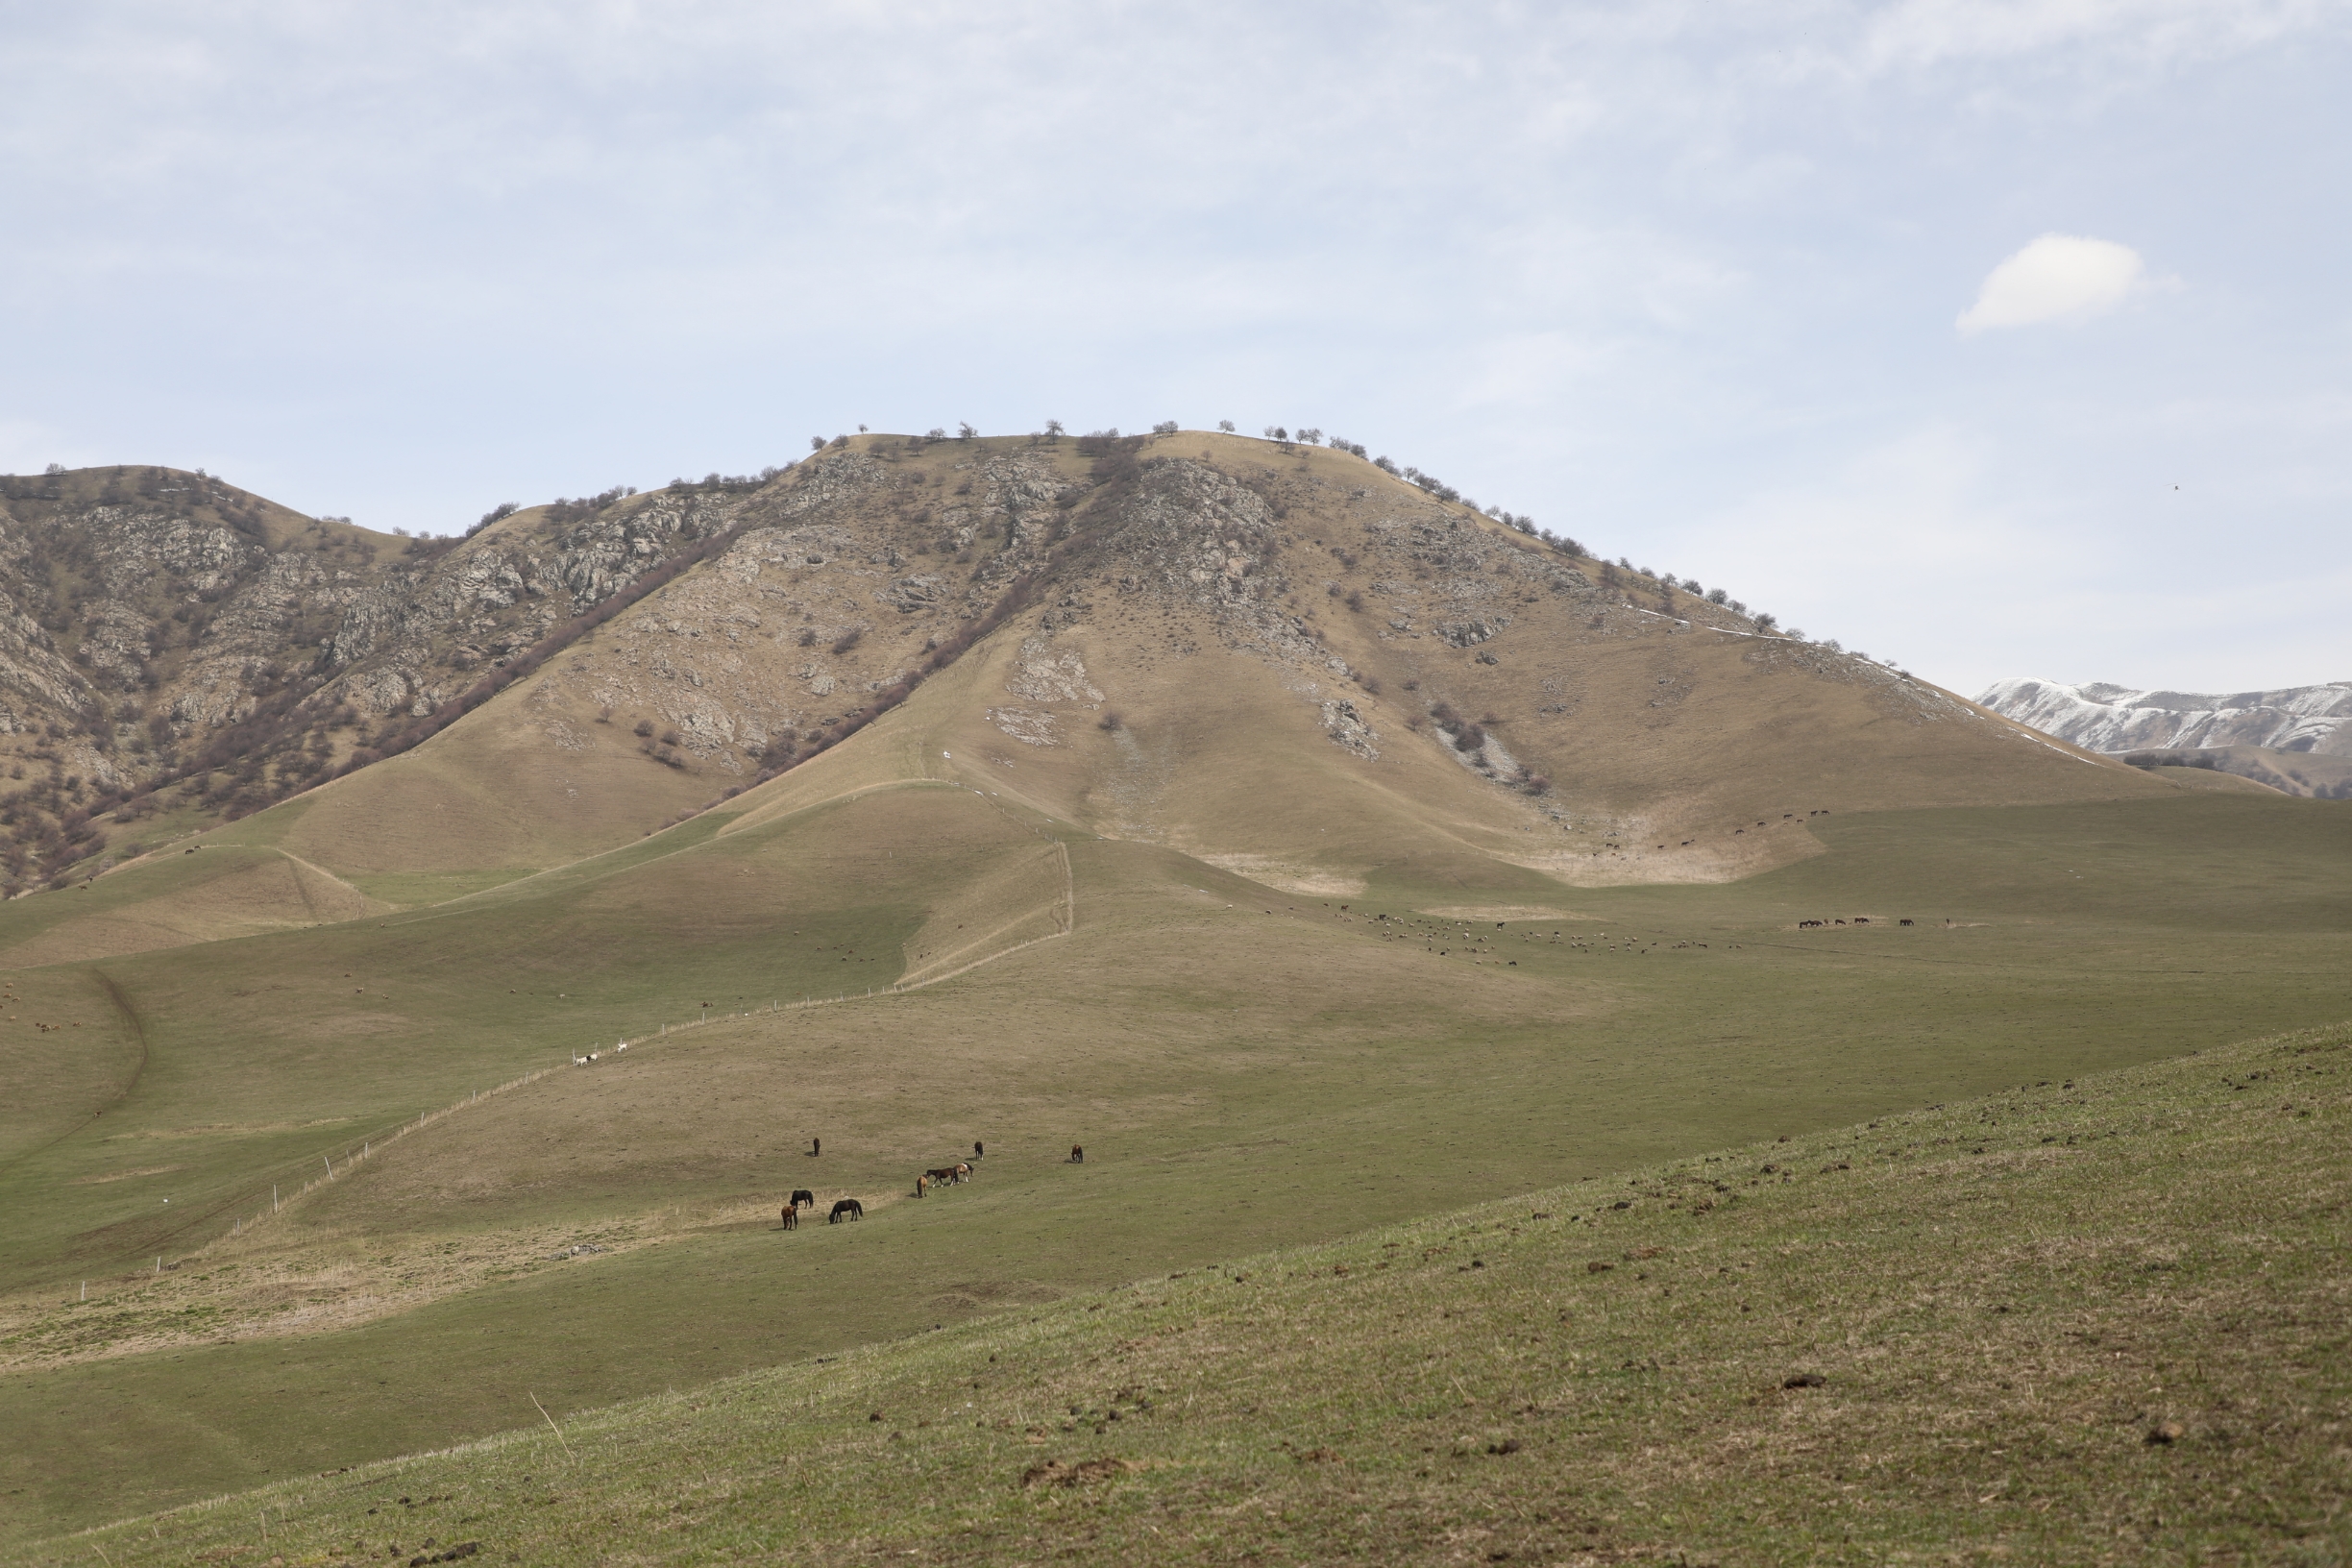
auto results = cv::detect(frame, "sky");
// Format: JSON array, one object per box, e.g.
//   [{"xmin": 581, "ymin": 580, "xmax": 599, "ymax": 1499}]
[{"xmin": 3, "ymin": 1, "xmax": 2347, "ymax": 698}]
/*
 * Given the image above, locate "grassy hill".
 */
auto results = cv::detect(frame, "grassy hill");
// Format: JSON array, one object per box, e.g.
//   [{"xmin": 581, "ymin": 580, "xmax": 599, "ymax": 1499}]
[
  {"xmin": 21, "ymin": 1019, "xmax": 2345, "ymax": 1566},
  {"xmin": 1, "ymin": 432, "xmax": 2343, "ymax": 1556},
  {"xmin": 2122, "ymin": 745, "xmax": 2352, "ymax": 800},
  {"xmin": 1, "ymin": 430, "xmax": 2172, "ymax": 961}
]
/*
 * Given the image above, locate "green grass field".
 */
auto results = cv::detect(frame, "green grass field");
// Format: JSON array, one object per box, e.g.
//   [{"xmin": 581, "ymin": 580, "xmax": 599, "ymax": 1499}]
[
  {"xmin": 1, "ymin": 790, "xmax": 2347, "ymax": 1545},
  {"xmin": 22, "ymin": 1019, "xmax": 2346, "ymax": 1565}
]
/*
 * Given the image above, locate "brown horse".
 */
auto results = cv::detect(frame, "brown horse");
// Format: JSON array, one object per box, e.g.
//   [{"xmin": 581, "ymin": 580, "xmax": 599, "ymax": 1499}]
[{"xmin": 780, "ymin": 1204, "xmax": 798, "ymax": 1230}]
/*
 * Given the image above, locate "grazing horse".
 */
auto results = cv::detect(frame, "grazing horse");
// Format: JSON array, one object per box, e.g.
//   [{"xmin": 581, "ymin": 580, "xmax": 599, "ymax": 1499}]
[
  {"xmin": 790, "ymin": 1188, "xmax": 815, "ymax": 1212},
  {"xmin": 925, "ymin": 1165, "xmax": 960, "ymax": 1186},
  {"xmin": 780, "ymin": 1204, "xmax": 798, "ymax": 1230},
  {"xmin": 828, "ymin": 1198, "xmax": 863, "ymax": 1223},
  {"xmin": 916, "ymin": 1173, "xmax": 930, "ymax": 1198},
  {"xmin": 1067, "ymin": 1145, "xmax": 1085, "ymax": 1164},
  {"xmin": 973, "ymin": 1140, "xmax": 984, "ymax": 1161},
  {"xmin": 955, "ymin": 1162, "xmax": 972, "ymax": 1183}
]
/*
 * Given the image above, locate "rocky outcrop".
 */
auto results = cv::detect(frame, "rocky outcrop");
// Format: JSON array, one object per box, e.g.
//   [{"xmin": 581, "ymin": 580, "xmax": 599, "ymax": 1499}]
[{"xmin": 0, "ymin": 465, "xmax": 766, "ymax": 890}]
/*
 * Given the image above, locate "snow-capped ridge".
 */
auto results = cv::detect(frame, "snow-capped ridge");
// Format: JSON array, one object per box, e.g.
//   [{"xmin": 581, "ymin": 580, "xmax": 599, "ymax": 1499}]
[{"xmin": 1975, "ymin": 677, "xmax": 2352, "ymax": 756}]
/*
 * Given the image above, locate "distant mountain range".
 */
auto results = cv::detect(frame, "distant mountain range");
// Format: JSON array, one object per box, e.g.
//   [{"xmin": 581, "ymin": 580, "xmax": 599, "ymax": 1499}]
[
  {"xmin": 1974, "ymin": 678, "xmax": 2352, "ymax": 755},
  {"xmin": 1973, "ymin": 677, "xmax": 2352, "ymax": 799}
]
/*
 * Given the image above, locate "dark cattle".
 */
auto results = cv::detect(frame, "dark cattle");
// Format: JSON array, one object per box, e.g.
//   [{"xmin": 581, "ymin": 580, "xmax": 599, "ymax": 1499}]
[
  {"xmin": 829, "ymin": 1198, "xmax": 863, "ymax": 1223},
  {"xmin": 1899, "ymin": 919, "xmax": 1914, "ymax": 926},
  {"xmin": 780, "ymin": 1205, "xmax": 798, "ymax": 1231},
  {"xmin": 790, "ymin": 1188, "xmax": 815, "ymax": 1211},
  {"xmin": 1853, "ymin": 917, "xmax": 1870, "ymax": 925},
  {"xmin": 1067, "ymin": 1145, "xmax": 1085, "ymax": 1164}
]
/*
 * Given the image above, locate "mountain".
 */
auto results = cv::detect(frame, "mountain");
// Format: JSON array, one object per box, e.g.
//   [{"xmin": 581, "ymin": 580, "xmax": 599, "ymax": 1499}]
[
  {"xmin": 0, "ymin": 463, "xmax": 790, "ymax": 894},
  {"xmin": 3, "ymin": 432, "xmax": 2162, "ymax": 953},
  {"xmin": 1975, "ymin": 675, "xmax": 2352, "ymax": 756}
]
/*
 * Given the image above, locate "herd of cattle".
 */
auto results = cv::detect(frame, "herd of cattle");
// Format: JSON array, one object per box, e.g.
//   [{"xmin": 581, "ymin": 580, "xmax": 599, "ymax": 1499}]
[
  {"xmin": 1795, "ymin": 917, "xmax": 1916, "ymax": 928},
  {"xmin": 778, "ymin": 1141, "xmax": 1087, "ymax": 1229}
]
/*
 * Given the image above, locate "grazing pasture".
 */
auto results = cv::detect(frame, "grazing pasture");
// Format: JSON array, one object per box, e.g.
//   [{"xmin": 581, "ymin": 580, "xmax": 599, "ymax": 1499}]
[
  {"xmin": 0, "ymin": 791, "xmax": 2345, "ymax": 1539},
  {"xmin": 36, "ymin": 1020, "xmax": 2349, "ymax": 1567}
]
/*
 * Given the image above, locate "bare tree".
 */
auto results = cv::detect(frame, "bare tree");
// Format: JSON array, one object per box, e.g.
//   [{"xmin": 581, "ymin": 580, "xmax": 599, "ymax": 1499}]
[
  {"xmin": 957, "ymin": 422, "xmax": 977, "ymax": 440},
  {"xmin": 1217, "ymin": 420, "xmax": 1236, "ymax": 432},
  {"xmin": 1043, "ymin": 420, "xmax": 1065, "ymax": 442}
]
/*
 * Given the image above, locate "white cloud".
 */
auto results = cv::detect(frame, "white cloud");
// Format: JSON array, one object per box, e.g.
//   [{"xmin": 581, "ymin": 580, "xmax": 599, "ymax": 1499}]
[{"xmin": 1956, "ymin": 233, "xmax": 2154, "ymax": 332}]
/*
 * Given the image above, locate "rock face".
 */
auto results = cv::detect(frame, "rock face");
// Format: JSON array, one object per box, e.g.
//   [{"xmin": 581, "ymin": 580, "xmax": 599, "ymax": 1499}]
[
  {"xmin": 0, "ymin": 464, "xmax": 760, "ymax": 891},
  {"xmin": 1976, "ymin": 677, "xmax": 2352, "ymax": 755}
]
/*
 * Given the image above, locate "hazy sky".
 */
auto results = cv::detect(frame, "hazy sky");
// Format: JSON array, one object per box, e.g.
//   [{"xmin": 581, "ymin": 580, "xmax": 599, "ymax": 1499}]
[{"xmin": 4, "ymin": 2, "xmax": 2346, "ymax": 696}]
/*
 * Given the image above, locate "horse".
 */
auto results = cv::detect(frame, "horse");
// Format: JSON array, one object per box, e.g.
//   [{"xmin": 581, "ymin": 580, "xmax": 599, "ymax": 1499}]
[
  {"xmin": 809, "ymin": 1137, "xmax": 821, "ymax": 1157},
  {"xmin": 790, "ymin": 1188, "xmax": 815, "ymax": 1212},
  {"xmin": 915, "ymin": 1173, "xmax": 930, "ymax": 1198},
  {"xmin": 829, "ymin": 1198, "xmax": 863, "ymax": 1223},
  {"xmin": 926, "ymin": 1164, "xmax": 965, "ymax": 1186},
  {"xmin": 780, "ymin": 1204, "xmax": 798, "ymax": 1230},
  {"xmin": 973, "ymin": 1140, "xmax": 984, "ymax": 1161},
  {"xmin": 1067, "ymin": 1145, "xmax": 1084, "ymax": 1164}
]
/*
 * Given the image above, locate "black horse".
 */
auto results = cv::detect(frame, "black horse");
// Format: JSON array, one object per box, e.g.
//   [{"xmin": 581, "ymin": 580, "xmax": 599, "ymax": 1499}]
[
  {"xmin": 828, "ymin": 1198, "xmax": 864, "ymax": 1224},
  {"xmin": 789, "ymin": 1188, "xmax": 816, "ymax": 1211}
]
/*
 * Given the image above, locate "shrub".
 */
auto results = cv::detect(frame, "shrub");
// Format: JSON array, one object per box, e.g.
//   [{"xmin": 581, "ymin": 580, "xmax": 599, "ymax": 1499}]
[
  {"xmin": 633, "ymin": 719, "xmax": 654, "ymax": 738},
  {"xmin": 831, "ymin": 627, "xmax": 864, "ymax": 656},
  {"xmin": 1098, "ymin": 711, "xmax": 1121, "ymax": 731}
]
